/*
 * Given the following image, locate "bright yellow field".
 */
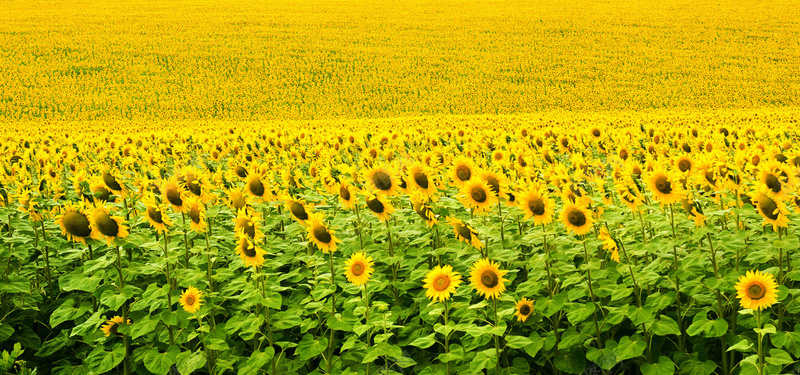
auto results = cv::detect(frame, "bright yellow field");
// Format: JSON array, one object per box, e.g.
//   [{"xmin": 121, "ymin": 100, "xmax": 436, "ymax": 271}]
[{"xmin": 1, "ymin": 0, "xmax": 799, "ymax": 121}]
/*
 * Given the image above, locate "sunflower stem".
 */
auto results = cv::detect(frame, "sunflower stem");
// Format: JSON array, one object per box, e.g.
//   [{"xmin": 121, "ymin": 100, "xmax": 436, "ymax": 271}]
[
  {"xmin": 115, "ymin": 245, "xmax": 130, "ymax": 375},
  {"xmin": 582, "ymin": 238, "xmax": 602, "ymax": 349},
  {"xmin": 181, "ymin": 213, "xmax": 190, "ymax": 268},
  {"xmin": 543, "ymin": 224, "xmax": 553, "ymax": 297},
  {"xmin": 364, "ymin": 282, "xmax": 371, "ymax": 375},
  {"xmin": 163, "ymin": 232, "xmax": 175, "ymax": 345},
  {"xmin": 757, "ymin": 309, "xmax": 764, "ymax": 374},
  {"xmin": 327, "ymin": 250, "xmax": 336, "ymax": 374},
  {"xmin": 203, "ymin": 231, "xmax": 216, "ymax": 330},
  {"xmin": 669, "ymin": 204, "xmax": 685, "ymax": 351},
  {"xmin": 385, "ymin": 220, "xmax": 399, "ymax": 305},
  {"xmin": 443, "ymin": 300, "xmax": 449, "ymax": 375},
  {"xmin": 497, "ymin": 202, "xmax": 505, "ymax": 250},
  {"xmin": 638, "ymin": 210, "xmax": 648, "ymax": 243},
  {"xmin": 492, "ymin": 298, "xmax": 502, "ymax": 375},
  {"xmin": 39, "ymin": 221, "xmax": 53, "ymax": 299},
  {"xmin": 354, "ymin": 204, "xmax": 364, "ymax": 250},
  {"xmin": 259, "ymin": 267, "xmax": 277, "ymax": 375}
]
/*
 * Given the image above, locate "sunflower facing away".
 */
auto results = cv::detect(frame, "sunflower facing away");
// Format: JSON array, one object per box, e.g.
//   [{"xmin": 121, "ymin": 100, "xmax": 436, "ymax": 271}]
[
  {"xmin": 185, "ymin": 196, "xmax": 206, "ymax": 233},
  {"xmin": 55, "ymin": 202, "xmax": 93, "ymax": 244},
  {"xmin": 307, "ymin": 212, "xmax": 340, "ymax": 253},
  {"xmin": 470, "ymin": 258, "xmax": 508, "ymax": 300},
  {"xmin": 734, "ymin": 270, "xmax": 778, "ymax": 311},
  {"xmin": 514, "ymin": 297, "xmax": 535, "ymax": 322},
  {"xmin": 752, "ymin": 192, "xmax": 789, "ymax": 230},
  {"xmin": 100, "ymin": 316, "xmax": 131, "ymax": 337},
  {"xmin": 423, "ymin": 265, "xmax": 462, "ymax": 302},
  {"xmin": 459, "ymin": 179, "xmax": 497, "ymax": 214},
  {"xmin": 162, "ymin": 177, "xmax": 186, "ymax": 212},
  {"xmin": 180, "ymin": 286, "xmax": 204, "ymax": 313},
  {"xmin": 235, "ymin": 236, "xmax": 266, "ymax": 268},
  {"xmin": 560, "ymin": 203, "xmax": 594, "ymax": 236},
  {"xmin": 407, "ymin": 162, "xmax": 437, "ymax": 198},
  {"xmin": 411, "ymin": 196, "xmax": 438, "ymax": 227},
  {"xmin": 344, "ymin": 252, "xmax": 375, "ymax": 286},
  {"xmin": 519, "ymin": 189, "xmax": 555, "ymax": 225},
  {"xmin": 285, "ymin": 196, "xmax": 311, "ymax": 225},
  {"xmin": 446, "ymin": 216, "xmax": 484, "ymax": 249}
]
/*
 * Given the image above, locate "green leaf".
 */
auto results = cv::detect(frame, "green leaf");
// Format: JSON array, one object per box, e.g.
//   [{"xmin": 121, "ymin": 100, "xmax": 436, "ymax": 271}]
[
  {"xmin": 0, "ymin": 323, "xmax": 14, "ymax": 343},
  {"xmin": 728, "ymin": 339, "xmax": 755, "ymax": 352},
  {"xmin": 641, "ymin": 356, "xmax": 675, "ymax": 375},
  {"xmin": 628, "ymin": 306, "xmax": 653, "ymax": 326},
  {"xmin": 409, "ymin": 333, "xmax": 437, "ymax": 349},
  {"xmin": 504, "ymin": 335, "xmax": 532, "ymax": 349},
  {"xmin": 567, "ymin": 302, "xmax": 596, "ymax": 325},
  {"xmin": 554, "ymin": 347, "xmax": 586, "ymax": 374},
  {"xmin": 437, "ymin": 344, "xmax": 464, "ymax": 363},
  {"xmin": 586, "ymin": 346, "xmax": 617, "ymax": 370},
  {"xmin": 176, "ymin": 351, "xmax": 206, "ymax": 375},
  {"xmin": 50, "ymin": 299, "xmax": 92, "ymax": 328},
  {"xmin": 754, "ymin": 324, "xmax": 777, "ymax": 335},
  {"xmin": 470, "ymin": 349, "xmax": 497, "ymax": 373},
  {"xmin": 615, "ymin": 336, "xmax": 646, "ymax": 361},
  {"xmin": 143, "ymin": 346, "xmax": 179, "ymax": 375},
  {"xmin": 238, "ymin": 348, "xmax": 274, "ymax": 375},
  {"xmin": 36, "ymin": 331, "xmax": 71, "ymax": 357},
  {"xmin": 679, "ymin": 359, "xmax": 716, "ymax": 375},
  {"xmin": 70, "ymin": 312, "xmax": 104, "ymax": 338},
  {"xmin": 296, "ymin": 334, "xmax": 327, "ymax": 361},
  {"xmin": 765, "ymin": 348, "xmax": 794, "ymax": 366},
  {"xmin": 653, "ymin": 315, "xmax": 681, "ymax": 336},
  {"xmin": 0, "ymin": 275, "xmax": 29, "ymax": 293},
  {"xmin": 536, "ymin": 294, "xmax": 566, "ymax": 317},
  {"xmin": 130, "ymin": 314, "xmax": 160, "ymax": 340},
  {"xmin": 59, "ymin": 270, "xmax": 102, "ymax": 293},
  {"xmin": 84, "ymin": 345, "xmax": 125, "ymax": 374}
]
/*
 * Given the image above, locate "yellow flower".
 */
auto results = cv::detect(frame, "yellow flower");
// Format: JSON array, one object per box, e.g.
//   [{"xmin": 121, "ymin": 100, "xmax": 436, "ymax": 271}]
[
  {"xmin": 519, "ymin": 189, "xmax": 554, "ymax": 225},
  {"xmin": 459, "ymin": 179, "xmax": 496, "ymax": 214},
  {"xmin": 179, "ymin": 287, "xmax": 203, "ymax": 313},
  {"xmin": 90, "ymin": 202, "xmax": 129, "ymax": 246},
  {"xmin": 284, "ymin": 196, "xmax": 311, "ymax": 225},
  {"xmin": 734, "ymin": 270, "xmax": 778, "ymax": 311},
  {"xmin": 55, "ymin": 202, "xmax": 93, "ymax": 244},
  {"xmin": 142, "ymin": 193, "xmax": 172, "ymax": 233},
  {"xmin": 752, "ymin": 192, "xmax": 789, "ymax": 230},
  {"xmin": 100, "ymin": 316, "xmax": 131, "ymax": 337},
  {"xmin": 185, "ymin": 196, "xmax": 206, "ymax": 233},
  {"xmin": 411, "ymin": 196, "xmax": 438, "ymax": 227},
  {"xmin": 233, "ymin": 208, "xmax": 264, "ymax": 242},
  {"xmin": 364, "ymin": 192, "xmax": 395, "ymax": 222},
  {"xmin": 446, "ymin": 216, "xmax": 483, "ymax": 249},
  {"xmin": 450, "ymin": 157, "xmax": 476, "ymax": 188},
  {"xmin": 235, "ymin": 236, "xmax": 266, "ymax": 268},
  {"xmin": 469, "ymin": 258, "xmax": 508, "ymax": 300},
  {"xmin": 162, "ymin": 177, "xmax": 186, "ymax": 212},
  {"xmin": 365, "ymin": 165, "xmax": 399, "ymax": 196},
  {"xmin": 514, "ymin": 297, "xmax": 534, "ymax": 322},
  {"xmin": 343, "ymin": 252, "xmax": 374, "ymax": 286},
  {"xmin": 338, "ymin": 183, "xmax": 356, "ymax": 210},
  {"xmin": 423, "ymin": 265, "xmax": 462, "ymax": 302},
  {"xmin": 560, "ymin": 203, "xmax": 594, "ymax": 236},
  {"xmin": 646, "ymin": 169, "xmax": 683, "ymax": 205},
  {"xmin": 407, "ymin": 162, "xmax": 437, "ymax": 199},
  {"xmin": 598, "ymin": 227, "xmax": 620, "ymax": 263},
  {"xmin": 307, "ymin": 212, "xmax": 340, "ymax": 253}
]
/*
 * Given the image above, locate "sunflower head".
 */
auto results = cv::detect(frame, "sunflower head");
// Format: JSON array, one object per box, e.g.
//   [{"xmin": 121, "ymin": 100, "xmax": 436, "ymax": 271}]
[
  {"xmin": 56, "ymin": 202, "xmax": 93, "ymax": 244},
  {"xmin": 186, "ymin": 196, "xmax": 206, "ymax": 232},
  {"xmin": 469, "ymin": 258, "xmax": 508, "ymax": 300},
  {"xmin": 734, "ymin": 270, "xmax": 778, "ymax": 311},
  {"xmin": 446, "ymin": 216, "xmax": 484, "ymax": 249},
  {"xmin": 560, "ymin": 203, "xmax": 594, "ymax": 236},
  {"xmin": 307, "ymin": 213, "xmax": 340, "ymax": 253},
  {"xmin": 519, "ymin": 189, "xmax": 554, "ymax": 225},
  {"xmin": 647, "ymin": 170, "xmax": 682, "ymax": 205},
  {"xmin": 100, "ymin": 316, "xmax": 131, "ymax": 337},
  {"xmin": 162, "ymin": 178, "xmax": 185, "ymax": 212},
  {"xmin": 459, "ymin": 179, "xmax": 497, "ymax": 214},
  {"xmin": 365, "ymin": 165, "xmax": 398, "ymax": 196},
  {"xmin": 423, "ymin": 265, "xmax": 462, "ymax": 302},
  {"xmin": 91, "ymin": 203, "xmax": 129, "ymax": 245},
  {"xmin": 286, "ymin": 198, "xmax": 311, "ymax": 224},
  {"xmin": 411, "ymin": 196, "xmax": 438, "ymax": 227},
  {"xmin": 514, "ymin": 297, "xmax": 535, "ymax": 322},
  {"xmin": 344, "ymin": 252, "xmax": 375, "ymax": 286},
  {"xmin": 179, "ymin": 287, "xmax": 203, "ymax": 313},
  {"xmin": 235, "ymin": 236, "xmax": 266, "ymax": 268},
  {"xmin": 338, "ymin": 183, "xmax": 356, "ymax": 209},
  {"xmin": 226, "ymin": 187, "xmax": 248, "ymax": 213},
  {"xmin": 450, "ymin": 157, "xmax": 475, "ymax": 187},
  {"xmin": 364, "ymin": 192, "xmax": 395, "ymax": 222},
  {"xmin": 234, "ymin": 208, "xmax": 264, "ymax": 242}
]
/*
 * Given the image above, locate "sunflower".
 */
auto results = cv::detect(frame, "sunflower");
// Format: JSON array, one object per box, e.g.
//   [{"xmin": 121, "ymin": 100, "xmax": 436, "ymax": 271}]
[
  {"xmin": 646, "ymin": 169, "xmax": 683, "ymax": 205},
  {"xmin": 758, "ymin": 162, "xmax": 793, "ymax": 199},
  {"xmin": 459, "ymin": 179, "xmax": 497, "ymax": 214},
  {"xmin": 364, "ymin": 192, "xmax": 395, "ymax": 222},
  {"xmin": 734, "ymin": 270, "xmax": 779, "ymax": 311},
  {"xmin": 90, "ymin": 179, "xmax": 114, "ymax": 203},
  {"xmin": 177, "ymin": 166, "xmax": 213, "ymax": 203},
  {"xmin": 179, "ymin": 286, "xmax": 203, "ymax": 313},
  {"xmin": 681, "ymin": 198, "xmax": 706, "ymax": 228},
  {"xmin": 185, "ymin": 196, "xmax": 206, "ymax": 233},
  {"xmin": 55, "ymin": 202, "xmax": 94, "ymax": 244},
  {"xmin": 365, "ymin": 165, "xmax": 399, "ymax": 196},
  {"xmin": 450, "ymin": 156, "xmax": 476, "ymax": 188},
  {"xmin": 519, "ymin": 189, "xmax": 555, "ymax": 225},
  {"xmin": 90, "ymin": 202, "xmax": 129, "ymax": 246},
  {"xmin": 162, "ymin": 177, "xmax": 186, "ymax": 212},
  {"xmin": 446, "ymin": 216, "xmax": 484, "ymax": 249},
  {"xmin": 100, "ymin": 316, "xmax": 131, "ymax": 337},
  {"xmin": 479, "ymin": 169, "xmax": 509, "ymax": 200},
  {"xmin": 226, "ymin": 187, "xmax": 248, "ymax": 213},
  {"xmin": 100, "ymin": 169, "xmax": 126, "ymax": 198},
  {"xmin": 16, "ymin": 189, "xmax": 42, "ymax": 222},
  {"xmin": 469, "ymin": 258, "xmax": 508, "ymax": 300},
  {"xmin": 307, "ymin": 212, "xmax": 340, "ymax": 253},
  {"xmin": 514, "ymin": 297, "xmax": 534, "ymax": 322},
  {"xmin": 598, "ymin": 227, "xmax": 620, "ymax": 262},
  {"xmin": 235, "ymin": 236, "xmax": 266, "ymax": 268},
  {"xmin": 411, "ymin": 196, "xmax": 438, "ymax": 227},
  {"xmin": 407, "ymin": 162, "xmax": 437, "ymax": 199},
  {"xmin": 675, "ymin": 155, "xmax": 693, "ymax": 174},
  {"xmin": 423, "ymin": 265, "xmax": 462, "ymax": 302},
  {"xmin": 343, "ymin": 252, "xmax": 375, "ymax": 286},
  {"xmin": 338, "ymin": 182, "xmax": 356, "ymax": 210},
  {"xmin": 752, "ymin": 192, "xmax": 789, "ymax": 230},
  {"xmin": 233, "ymin": 208, "xmax": 264, "ymax": 242},
  {"xmin": 285, "ymin": 196, "xmax": 311, "ymax": 225},
  {"xmin": 560, "ymin": 203, "xmax": 594, "ymax": 236},
  {"xmin": 245, "ymin": 171, "xmax": 269, "ymax": 201}
]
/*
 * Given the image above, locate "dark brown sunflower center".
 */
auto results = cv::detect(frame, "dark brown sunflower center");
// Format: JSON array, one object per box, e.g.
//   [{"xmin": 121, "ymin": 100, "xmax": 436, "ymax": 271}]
[
  {"xmin": 339, "ymin": 185, "xmax": 351, "ymax": 201},
  {"xmin": 747, "ymin": 283, "xmax": 765, "ymax": 300},
  {"xmin": 109, "ymin": 322, "xmax": 121, "ymax": 336},
  {"xmin": 366, "ymin": 198, "xmax": 385, "ymax": 214},
  {"xmin": 486, "ymin": 177, "xmax": 500, "ymax": 194},
  {"xmin": 751, "ymin": 155, "xmax": 760, "ymax": 166},
  {"xmin": 455, "ymin": 224, "xmax": 472, "ymax": 241},
  {"xmin": 232, "ymin": 195, "xmax": 245, "ymax": 211},
  {"xmin": 248, "ymin": 178, "xmax": 265, "ymax": 197},
  {"xmin": 63, "ymin": 211, "xmax": 92, "ymax": 237},
  {"xmin": 49, "ymin": 169, "xmax": 56, "ymax": 178},
  {"xmin": 620, "ymin": 149, "xmax": 629, "ymax": 160},
  {"xmin": 95, "ymin": 211, "xmax": 119, "ymax": 237},
  {"xmin": 528, "ymin": 198, "xmax": 545, "ymax": 216},
  {"xmin": 102, "ymin": 172, "xmax": 122, "ymax": 191},
  {"xmin": 351, "ymin": 262, "xmax": 365, "ymax": 276},
  {"xmin": 148, "ymin": 183, "xmax": 160, "ymax": 195},
  {"xmin": 705, "ymin": 171, "xmax": 716, "ymax": 185},
  {"xmin": 189, "ymin": 206, "xmax": 201, "ymax": 224},
  {"xmin": 289, "ymin": 202, "xmax": 308, "ymax": 221},
  {"xmin": 654, "ymin": 175, "xmax": 672, "ymax": 194},
  {"xmin": 185, "ymin": 175, "xmax": 201, "ymax": 196},
  {"xmin": 456, "ymin": 166, "xmax": 471, "ymax": 181},
  {"xmin": 519, "ymin": 304, "xmax": 531, "ymax": 316},
  {"xmin": 481, "ymin": 270, "xmax": 499, "ymax": 288},
  {"xmin": 413, "ymin": 172, "xmax": 429, "ymax": 189},
  {"xmin": 678, "ymin": 159, "xmax": 691, "ymax": 172},
  {"xmin": 147, "ymin": 207, "xmax": 164, "ymax": 224},
  {"xmin": 185, "ymin": 296, "xmax": 195, "ymax": 305},
  {"xmin": 470, "ymin": 187, "xmax": 487, "ymax": 203},
  {"xmin": 95, "ymin": 186, "xmax": 111, "ymax": 202},
  {"xmin": 765, "ymin": 174, "xmax": 781, "ymax": 193},
  {"xmin": 242, "ymin": 222, "xmax": 256, "ymax": 239},
  {"xmin": 372, "ymin": 171, "xmax": 392, "ymax": 191},
  {"xmin": 758, "ymin": 196, "xmax": 779, "ymax": 220},
  {"xmin": 567, "ymin": 209, "xmax": 587, "ymax": 227},
  {"xmin": 234, "ymin": 166, "xmax": 248, "ymax": 178},
  {"xmin": 166, "ymin": 187, "xmax": 182, "ymax": 207},
  {"xmin": 494, "ymin": 153, "xmax": 503, "ymax": 161},
  {"xmin": 313, "ymin": 226, "xmax": 332, "ymax": 244},
  {"xmin": 433, "ymin": 275, "xmax": 450, "ymax": 291},
  {"xmin": 242, "ymin": 241, "xmax": 257, "ymax": 257},
  {"xmin": 592, "ymin": 129, "xmax": 600, "ymax": 137}
]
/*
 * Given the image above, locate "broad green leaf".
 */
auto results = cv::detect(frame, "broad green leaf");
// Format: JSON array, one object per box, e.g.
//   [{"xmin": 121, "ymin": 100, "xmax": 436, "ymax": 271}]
[
  {"xmin": 84, "ymin": 345, "xmax": 125, "ymax": 374},
  {"xmin": 641, "ymin": 356, "xmax": 675, "ymax": 375},
  {"xmin": 408, "ymin": 333, "xmax": 437, "ymax": 349}
]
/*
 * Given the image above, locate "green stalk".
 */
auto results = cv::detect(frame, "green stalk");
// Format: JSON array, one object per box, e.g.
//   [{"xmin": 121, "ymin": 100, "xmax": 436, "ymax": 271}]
[{"xmin": 326, "ymin": 250, "xmax": 337, "ymax": 374}]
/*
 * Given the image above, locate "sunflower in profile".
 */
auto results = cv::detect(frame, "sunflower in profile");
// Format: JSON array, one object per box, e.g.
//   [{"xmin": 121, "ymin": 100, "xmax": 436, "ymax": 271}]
[
  {"xmin": 225, "ymin": 186, "xmax": 248, "ymax": 213},
  {"xmin": 90, "ymin": 179, "xmax": 114, "ymax": 203},
  {"xmin": 307, "ymin": 212, "xmax": 340, "ymax": 253},
  {"xmin": 233, "ymin": 208, "xmax": 264, "ymax": 242},
  {"xmin": 338, "ymin": 182, "xmax": 356, "ymax": 210},
  {"xmin": 365, "ymin": 165, "xmax": 399, "ymax": 196},
  {"xmin": 344, "ymin": 252, "xmax": 375, "ymax": 286},
  {"xmin": 245, "ymin": 170, "xmax": 269, "ymax": 201},
  {"xmin": 646, "ymin": 169, "xmax": 683, "ymax": 205},
  {"xmin": 411, "ymin": 196, "xmax": 438, "ymax": 227},
  {"xmin": 450, "ymin": 157, "xmax": 476, "ymax": 188},
  {"xmin": 681, "ymin": 198, "xmax": 706, "ymax": 228},
  {"xmin": 235, "ymin": 236, "xmax": 266, "ymax": 268},
  {"xmin": 598, "ymin": 227, "xmax": 620, "ymax": 262},
  {"xmin": 560, "ymin": 203, "xmax": 594, "ymax": 236},
  {"xmin": 16, "ymin": 189, "xmax": 42, "ymax": 222},
  {"xmin": 90, "ymin": 202, "xmax": 129, "ymax": 246},
  {"xmin": 519, "ymin": 189, "xmax": 555, "ymax": 225},
  {"xmin": 101, "ymin": 316, "xmax": 131, "ymax": 337},
  {"xmin": 284, "ymin": 196, "xmax": 311, "ymax": 225},
  {"xmin": 423, "ymin": 265, "xmax": 462, "ymax": 302},
  {"xmin": 162, "ymin": 177, "xmax": 186, "ymax": 212},
  {"xmin": 179, "ymin": 286, "xmax": 203, "ymax": 313},
  {"xmin": 407, "ymin": 162, "xmax": 437, "ymax": 199},
  {"xmin": 364, "ymin": 192, "xmax": 395, "ymax": 222},
  {"xmin": 99, "ymin": 167, "xmax": 126, "ymax": 198},
  {"xmin": 446, "ymin": 216, "xmax": 484, "ymax": 249},
  {"xmin": 142, "ymin": 193, "xmax": 172, "ymax": 233},
  {"xmin": 459, "ymin": 179, "xmax": 497, "ymax": 214},
  {"xmin": 514, "ymin": 297, "xmax": 534, "ymax": 322},
  {"xmin": 758, "ymin": 162, "xmax": 793, "ymax": 199},
  {"xmin": 752, "ymin": 192, "xmax": 789, "ymax": 230},
  {"xmin": 734, "ymin": 270, "xmax": 778, "ymax": 311},
  {"xmin": 177, "ymin": 166, "xmax": 213, "ymax": 203},
  {"xmin": 469, "ymin": 258, "xmax": 508, "ymax": 300},
  {"xmin": 185, "ymin": 196, "xmax": 206, "ymax": 233},
  {"xmin": 55, "ymin": 202, "xmax": 94, "ymax": 244}
]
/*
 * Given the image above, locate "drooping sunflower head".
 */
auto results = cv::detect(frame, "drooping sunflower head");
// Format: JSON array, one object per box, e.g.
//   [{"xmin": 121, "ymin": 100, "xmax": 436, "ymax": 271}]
[
  {"xmin": 246, "ymin": 173, "xmax": 266, "ymax": 199},
  {"xmin": 365, "ymin": 165, "xmax": 398, "ymax": 196},
  {"xmin": 734, "ymin": 270, "xmax": 779, "ymax": 311},
  {"xmin": 411, "ymin": 196, "xmax": 438, "ymax": 227},
  {"xmin": 235, "ymin": 236, "xmax": 266, "ymax": 268},
  {"xmin": 142, "ymin": 193, "xmax": 172, "ymax": 233},
  {"xmin": 91, "ymin": 203, "xmax": 129, "ymax": 245},
  {"xmin": 450, "ymin": 157, "xmax": 475, "ymax": 187},
  {"xmin": 408, "ymin": 162, "xmax": 436, "ymax": 197},
  {"xmin": 56, "ymin": 202, "xmax": 93, "ymax": 244},
  {"xmin": 469, "ymin": 258, "xmax": 508, "ymax": 300},
  {"xmin": 233, "ymin": 208, "xmax": 264, "ymax": 242},
  {"xmin": 519, "ymin": 189, "xmax": 554, "ymax": 225},
  {"xmin": 752, "ymin": 192, "xmax": 789, "ymax": 229},
  {"xmin": 514, "ymin": 297, "xmax": 535, "ymax": 322},
  {"xmin": 423, "ymin": 265, "xmax": 462, "ymax": 303},
  {"xmin": 185, "ymin": 196, "xmax": 206, "ymax": 233},
  {"xmin": 307, "ymin": 212, "xmax": 340, "ymax": 253},
  {"xmin": 759, "ymin": 163, "xmax": 792, "ymax": 199},
  {"xmin": 338, "ymin": 183, "xmax": 356, "ymax": 209},
  {"xmin": 161, "ymin": 177, "xmax": 186, "ymax": 212},
  {"xmin": 560, "ymin": 203, "xmax": 594, "ymax": 236},
  {"xmin": 285, "ymin": 197, "xmax": 311, "ymax": 225},
  {"xmin": 446, "ymin": 216, "xmax": 483, "ymax": 249},
  {"xmin": 364, "ymin": 192, "xmax": 395, "ymax": 222},
  {"xmin": 90, "ymin": 179, "xmax": 114, "ymax": 203},
  {"xmin": 646, "ymin": 169, "xmax": 682, "ymax": 205},
  {"xmin": 343, "ymin": 252, "xmax": 375, "ymax": 286},
  {"xmin": 100, "ymin": 316, "xmax": 131, "ymax": 337},
  {"xmin": 226, "ymin": 187, "xmax": 248, "ymax": 213},
  {"xmin": 179, "ymin": 286, "xmax": 203, "ymax": 313}
]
